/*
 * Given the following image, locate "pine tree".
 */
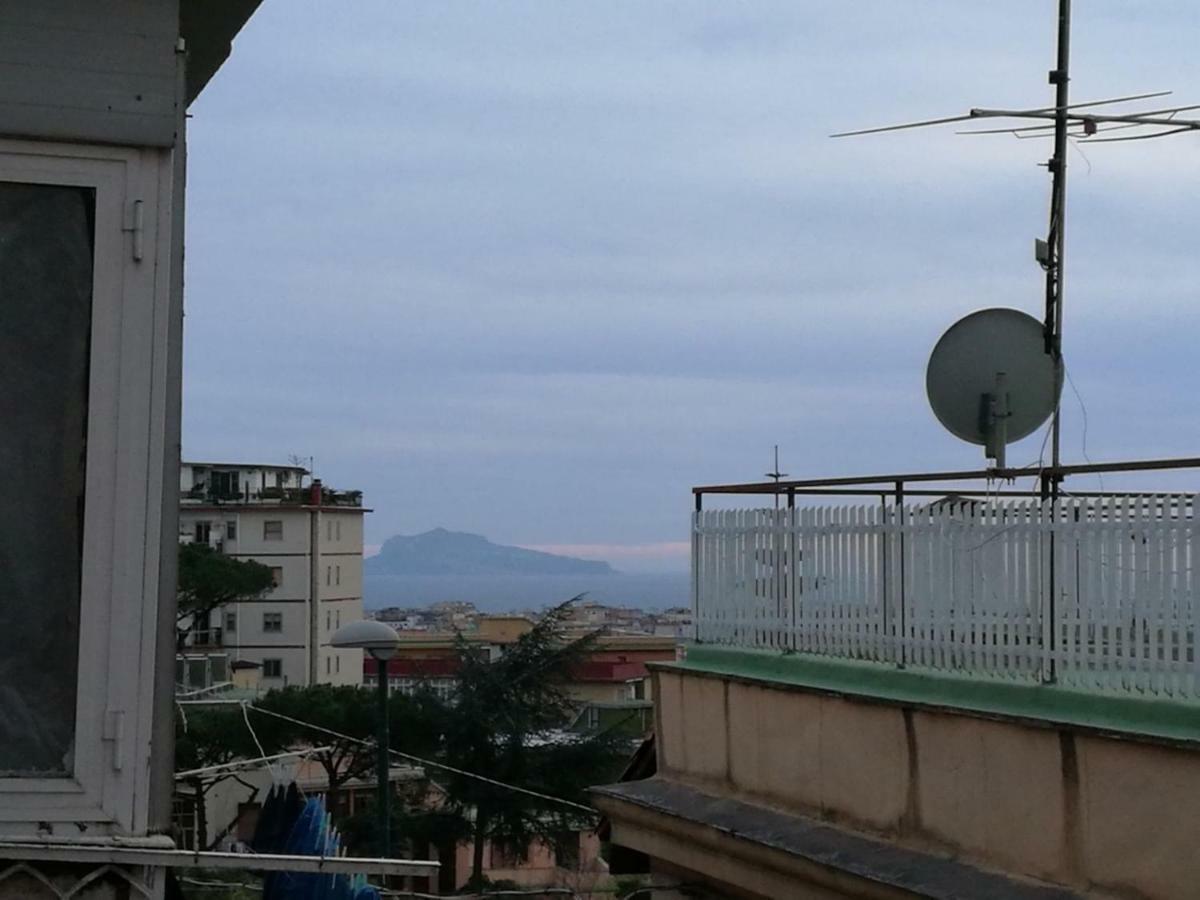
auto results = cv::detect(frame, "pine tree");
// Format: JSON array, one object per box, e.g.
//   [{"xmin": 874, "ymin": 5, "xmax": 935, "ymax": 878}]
[{"xmin": 431, "ymin": 600, "xmax": 628, "ymax": 887}]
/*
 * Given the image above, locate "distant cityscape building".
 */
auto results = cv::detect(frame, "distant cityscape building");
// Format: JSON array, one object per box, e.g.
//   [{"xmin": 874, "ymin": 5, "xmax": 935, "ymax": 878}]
[
  {"xmin": 178, "ymin": 461, "xmax": 367, "ymax": 688},
  {"xmin": 363, "ymin": 621, "xmax": 677, "ymax": 737}
]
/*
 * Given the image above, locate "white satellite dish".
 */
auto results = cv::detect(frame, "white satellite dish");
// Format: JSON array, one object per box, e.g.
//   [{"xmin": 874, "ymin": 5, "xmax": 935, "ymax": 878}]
[{"xmin": 926, "ymin": 307, "xmax": 1062, "ymax": 468}]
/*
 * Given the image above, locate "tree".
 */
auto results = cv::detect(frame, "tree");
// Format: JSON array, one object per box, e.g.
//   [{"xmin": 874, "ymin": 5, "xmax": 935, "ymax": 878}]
[
  {"xmin": 176, "ymin": 542, "xmax": 275, "ymax": 649},
  {"xmin": 431, "ymin": 601, "xmax": 628, "ymax": 887},
  {"xmin": 174, "ymin": 706, "xmax": 261, "ymax": 850},
  {"xmin": 251, "ymin": 684, "xmax": 379, "ymax": 814}
]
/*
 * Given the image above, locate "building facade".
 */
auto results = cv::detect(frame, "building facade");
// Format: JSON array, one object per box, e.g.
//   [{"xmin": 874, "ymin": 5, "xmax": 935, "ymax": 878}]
[
  {"xmin": 595, "ymin": 478, "xmax": 1200, "ymax": 900},
  {"xmin": 0, "ymin": 3, "xmax": 265, "ymax": 897},
  {"xmin": 179, "ymin": 461, "xmax": 366, "ymax": 688}
]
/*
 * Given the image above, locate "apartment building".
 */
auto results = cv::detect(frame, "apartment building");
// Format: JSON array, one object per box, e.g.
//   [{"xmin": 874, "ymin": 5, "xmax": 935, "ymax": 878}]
[{"xmin": 179, "ymin": 461, "xmax": 366, "ymax": 688}]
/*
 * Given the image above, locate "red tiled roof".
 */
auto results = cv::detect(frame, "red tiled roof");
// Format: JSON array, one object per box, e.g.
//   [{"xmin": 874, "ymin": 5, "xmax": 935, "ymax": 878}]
[{"xmin": 364, "ymin": 656, "xmax": 462, "ymax": 678}]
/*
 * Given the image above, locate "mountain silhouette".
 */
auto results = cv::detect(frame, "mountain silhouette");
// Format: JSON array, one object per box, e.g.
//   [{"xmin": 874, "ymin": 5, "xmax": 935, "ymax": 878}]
[{"xmin": 365, "ymin": 528, "xmax": 615, "ymax": 576}]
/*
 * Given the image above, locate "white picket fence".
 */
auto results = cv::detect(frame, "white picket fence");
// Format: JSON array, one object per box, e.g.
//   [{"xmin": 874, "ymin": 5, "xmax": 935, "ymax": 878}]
[{"xmin": 692, "ymin": 495, "xmax": 1200, "ymax": 698}]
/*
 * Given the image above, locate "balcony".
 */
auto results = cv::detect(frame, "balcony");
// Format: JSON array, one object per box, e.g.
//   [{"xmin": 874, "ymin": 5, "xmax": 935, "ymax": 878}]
[
  {"xmin": 691, "ymin": 456, "xmax": 1200, "ymax": 699},
  {"xmin": 181, "ymin": 484, "xmax": 363, "ymax": 507},
  {"xmin": 595, "ymin": 457, "xmax": 1200, "ymax": 900}
]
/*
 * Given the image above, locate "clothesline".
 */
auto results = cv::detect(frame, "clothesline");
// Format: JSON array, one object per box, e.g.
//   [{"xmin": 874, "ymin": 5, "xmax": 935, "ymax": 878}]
[
  {"xmin": 175, "ymin": 745, "xmax": 334, "ymax": 780},
  {"xmin": 243, "ymin": 704, "xmax": 599, "ymax": 818}
]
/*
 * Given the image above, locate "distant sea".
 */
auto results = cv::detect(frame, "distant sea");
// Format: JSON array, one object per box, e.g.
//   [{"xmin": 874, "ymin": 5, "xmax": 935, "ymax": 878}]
[{"xmin": 363, "ymin": 572, "xmax": 689, "ymax": 613}]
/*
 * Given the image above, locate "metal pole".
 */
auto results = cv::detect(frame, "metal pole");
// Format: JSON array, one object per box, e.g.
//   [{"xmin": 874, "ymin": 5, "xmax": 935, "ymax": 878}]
[
  {"xmin": 375, "ymin": 652, "xmax": 391, "ymax": 856},
  {"xmin": 692, "ymin": 492, "xmax": 702, "ymax": 644},
  {"xmin": 895, "ymin": 480, "xmax": 906, "ymax": 669},
  {"xmin": 1043, "ymin": 0, "xmax": 1071, "ymax": 681},
  {"xmin": 1045, "ymin": 0, "xmax": 1071, "ymax": 474}
]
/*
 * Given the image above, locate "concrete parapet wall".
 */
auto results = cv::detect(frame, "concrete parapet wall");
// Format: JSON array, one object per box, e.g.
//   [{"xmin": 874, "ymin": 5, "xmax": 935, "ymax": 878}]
[{"xmin": 654, "ymin": 657, "xmax": 1200, "ymax": 899}]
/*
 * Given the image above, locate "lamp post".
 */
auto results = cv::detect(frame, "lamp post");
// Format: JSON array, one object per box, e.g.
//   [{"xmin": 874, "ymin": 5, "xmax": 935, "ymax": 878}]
[{"xmin": 330, "ymin": 619, "xmax": 400, "ymax": 856}]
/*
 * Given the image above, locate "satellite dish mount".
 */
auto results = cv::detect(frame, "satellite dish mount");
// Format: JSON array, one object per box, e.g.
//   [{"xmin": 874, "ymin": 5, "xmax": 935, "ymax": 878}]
[{"xmin": 982, "ymin": 372, "xmax": 1010, "ymax": 469}]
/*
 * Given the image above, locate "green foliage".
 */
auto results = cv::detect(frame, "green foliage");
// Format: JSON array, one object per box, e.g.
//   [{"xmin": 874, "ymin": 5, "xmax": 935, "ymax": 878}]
[
  {"xmin": 171, "ymin": 601, "xmax": 629, "ymax": 887},
  {"xmin": 174, "ymin": 707, "xmax": 263, "ymax": 851},
  {"xmin": 176, "ymin": 542, "xmax": 275, "ymax": 646},
  {"xmin": 427, "ymin": 600, "xmax": 628, "ymax": 885},
  {"xmin": 175, "ymin": 706, "xmax": 259, "ymax": 773},
  {"xmin": 251, "ymin": 684, "xmax": 379, "ymax": 811}
]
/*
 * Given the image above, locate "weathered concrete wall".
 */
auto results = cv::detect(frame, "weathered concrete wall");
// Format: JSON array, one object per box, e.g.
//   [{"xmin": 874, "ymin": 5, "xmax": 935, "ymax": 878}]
[
  {"xmin": 655, "ymin": 666, "xmax": 1200, "ymax": 900},
  {"xmin": 0, "ymin": 0, "xmax": 179, "ymax": 146}
]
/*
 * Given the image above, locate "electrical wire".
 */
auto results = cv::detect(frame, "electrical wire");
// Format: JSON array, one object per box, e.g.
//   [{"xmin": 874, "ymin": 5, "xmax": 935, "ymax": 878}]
[
  {"xmin": 243, "ymin": 704, "xmax": 599, "ymax": 818},
  {"xmin": 240, "ymin": 700, "xmax": 277, "ymax": 781},
  {"xmin": 1064, "ymin": 364, "xmax": 1103, "ymax": 493},
  {"xmin": 175, "ymin": 746, "xmax": 333, "ymax": 780}
]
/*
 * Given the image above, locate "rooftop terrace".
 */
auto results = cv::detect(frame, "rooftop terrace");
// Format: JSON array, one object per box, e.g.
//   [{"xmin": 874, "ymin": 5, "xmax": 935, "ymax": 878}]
[{"xmin": 691, "ymin": 455, "xmax": 1200, "ymax": 702}]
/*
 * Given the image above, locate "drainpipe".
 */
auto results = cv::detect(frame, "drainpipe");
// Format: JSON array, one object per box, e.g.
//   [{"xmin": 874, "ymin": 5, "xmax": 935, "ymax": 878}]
[{"xmin": 309, "ymin": 479, "xmax": 323, "ymax": 686}]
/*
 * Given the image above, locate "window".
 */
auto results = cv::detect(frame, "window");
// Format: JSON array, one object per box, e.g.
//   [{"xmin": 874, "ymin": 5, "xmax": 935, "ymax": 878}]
[
  {"xmin": 335, "ymin": 656, "xmax": 340, "ymax": 674},
  {"xmin": 213, "ymin": 470, "xmax": 239, "ymax": 499},
  {"xmin": 554, "ymin": 832, "xmax": 580, "ymax": 870},
  {"xmin": 236, "ymin": 802, "xmax": 262, "ymax": 843},
  {"xmin": 270, "ymin": 567, "xmax": 283, "ymax": 588},
  {"xmin": 335, "ymin": 564, "xmax": 341, "ymax": 585},
  {"xmin": 492, "ymin": 843, "xmax": 526, "ymax": 868},
  {"xmin": 326, "ymin": 565, "xmax": 331, "ymax": 586},
  {"xmin": 263, "ymin": 520, "xmax": 283, "ymax": 540},
  {"xmin": 336, "ymin": 519, "xmax": 342, "ymax": 540},
  {"xmin": 1, "ymin": 179, "xmax": 94, "ymax": 779},
  {"xmin": 0, "ymin": 144, "xmax": 168, "ymax": 832},
  {"xmin": 336, "ymin": 610, "xmax": 341, "ymax": 628},
  {"xmin": 263, "ymin": 659, "xmax": 283, "ymax": 679},
  {"xmin": 325, "ymin": 610, "xmax": 331, "ymax": 631},
  {"xmin": 263, "ymin": 612, "xmax": 283, "ymax": 633},
  {"xmin": 225, "ymin": 611, "xmax": 237, "ymax": 633},
  {"xmin": 326, "ymin": 519, "xmax": 333, "ymax": 541},
  {"xmin": 226, "ymin": 520, "xmax": 237, "ymax": 540},
  {"xmin": 326, "ymin": 656, "xmax": 331, "ymax": 675},
  {"xmin": 194, "ymin": 521, "xmax": 211, "ymax": 544}
]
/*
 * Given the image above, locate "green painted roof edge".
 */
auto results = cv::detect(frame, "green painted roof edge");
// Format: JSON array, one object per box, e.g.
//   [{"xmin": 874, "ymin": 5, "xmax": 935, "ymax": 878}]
[{"xmin": 659, "ymin": 645, "xmax": 1200, "ymax": 745}]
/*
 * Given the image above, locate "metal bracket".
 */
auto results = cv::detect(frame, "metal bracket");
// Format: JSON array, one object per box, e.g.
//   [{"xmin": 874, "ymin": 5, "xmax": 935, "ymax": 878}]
[
  {"xmin": 102, "ymin": 710, "xmax": 125, "ymax": 772},
  {"xmin": 122, "ymin": 200, "xmax": 144, "ymax": 262}
]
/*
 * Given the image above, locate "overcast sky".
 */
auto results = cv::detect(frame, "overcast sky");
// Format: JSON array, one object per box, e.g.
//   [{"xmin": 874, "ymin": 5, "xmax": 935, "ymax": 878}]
[{"xmin": 182, "ymin": 2, "xmax": 1200, "ymax": 572}]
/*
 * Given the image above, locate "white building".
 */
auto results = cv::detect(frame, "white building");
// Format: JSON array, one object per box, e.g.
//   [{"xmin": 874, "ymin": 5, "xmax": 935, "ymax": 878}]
[
  {"xmin": 179, "ymin": 461, "xmax": 367, "ymax": 688},
  {"xmin": 0, "ymin": 2, "xmax": 264, "ymax": 895}
]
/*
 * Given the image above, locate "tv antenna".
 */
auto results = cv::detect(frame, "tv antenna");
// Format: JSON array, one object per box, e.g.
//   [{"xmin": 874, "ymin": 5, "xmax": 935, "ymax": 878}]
[
  {"xmin": 765, "ymin": 444, "xmax": 789, "ymax": 509},
  {"xmin": 832, "ymin": 0, "xmax": 1199, "ymax": 496}
]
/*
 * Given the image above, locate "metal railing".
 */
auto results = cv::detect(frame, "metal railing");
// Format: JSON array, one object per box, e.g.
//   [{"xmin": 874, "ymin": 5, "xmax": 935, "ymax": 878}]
[{"xmin": 692, "ymin": 457, "xmax": 1200, "ymax": 699}]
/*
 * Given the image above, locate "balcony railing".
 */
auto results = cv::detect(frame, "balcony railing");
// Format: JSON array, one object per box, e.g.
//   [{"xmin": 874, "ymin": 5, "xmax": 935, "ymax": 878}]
[
  {"xmin": 692, "ymin": 457, "xmax": 1200, "ymax": 699},
  {"xmin": 181, "ymin": 485, "xmax": 363, "ymax": 507}
]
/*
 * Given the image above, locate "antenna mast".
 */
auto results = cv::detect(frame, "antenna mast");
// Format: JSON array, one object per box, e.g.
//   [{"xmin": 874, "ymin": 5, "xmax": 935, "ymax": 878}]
[
  {"xmin": 766, "ymin": 444, "xmax": 788, "ymax": 510},
  {"xmin": 1043, "ymin": 0, "xmax": 1071, "ymax": 498}
]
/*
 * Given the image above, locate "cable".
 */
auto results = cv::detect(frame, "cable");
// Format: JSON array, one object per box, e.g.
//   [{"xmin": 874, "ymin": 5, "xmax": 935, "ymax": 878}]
[
  {"xmin": 175, "ymin": 745, "xmax": 333, "ymax": 780},
  {"xmin": 1064, "ymin": 364, "xmax": 1103, "ymax": 493},
  {"xmin": 240, "ymin": 701, "xmax": 277, "ymax": 781},
  {"xmin": 244, "ymin": 705, "xmax": 599, "ymax": 818}
]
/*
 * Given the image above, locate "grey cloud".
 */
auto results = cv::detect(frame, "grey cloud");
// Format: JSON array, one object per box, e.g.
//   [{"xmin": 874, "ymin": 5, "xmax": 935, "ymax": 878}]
[{"xmin": 182, "ymin": 2, "xmax": 1200, "ymax": 560}]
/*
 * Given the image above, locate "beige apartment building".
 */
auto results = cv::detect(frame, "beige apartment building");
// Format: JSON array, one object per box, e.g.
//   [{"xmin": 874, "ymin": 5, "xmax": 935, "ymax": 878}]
[{"xmin": 179, "ymin": 461, "xmax": 366, "ymax": 688}]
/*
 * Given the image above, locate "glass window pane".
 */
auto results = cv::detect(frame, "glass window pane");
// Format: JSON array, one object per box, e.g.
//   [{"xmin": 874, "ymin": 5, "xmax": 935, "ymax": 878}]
[{"xmin": 0, "ymin": 181, "xmax": 94, "ymax": 777}]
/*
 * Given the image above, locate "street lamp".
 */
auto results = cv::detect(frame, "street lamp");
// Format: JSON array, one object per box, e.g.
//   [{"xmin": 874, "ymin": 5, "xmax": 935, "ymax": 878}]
[{"xmin": 331, "ymin": 619, "xmax": 400, "ymax": 856}]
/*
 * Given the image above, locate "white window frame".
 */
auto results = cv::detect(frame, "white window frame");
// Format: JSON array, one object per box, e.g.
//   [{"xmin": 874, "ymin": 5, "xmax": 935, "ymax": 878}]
[{"xmin": 0, "ymin": 140, "xmax": 170, "ymax": 836}]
